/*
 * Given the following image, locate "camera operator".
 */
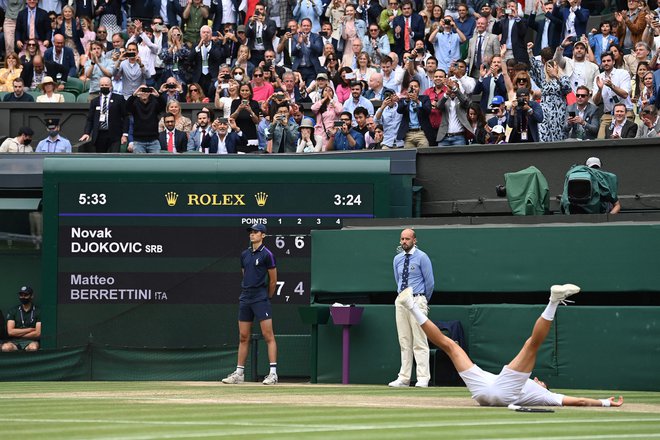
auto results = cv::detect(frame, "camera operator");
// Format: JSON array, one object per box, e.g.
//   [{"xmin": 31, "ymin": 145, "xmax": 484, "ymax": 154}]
[
  {"xmin": 486, "ymin": 95, "xmax": 510, "ymax": 133},
  {"xmin": 246, "ymin": 3, "xmax": 277, "ymax": 66},
  {"xmin": 325, "ymin": 112, "xmax": 366, "ymax": 151},
  {"xmin": 159, "ymin": 76, "xmax": 186, "ymax": 102},
  {"xmin": 507, "ymin": 87, "xmax": 544, "ymax": 143},
  {"xmin": 429, "ymin": 15, "xmax": 465, "ymax": 74},
  {"xmin": 267, "ymin": 103, "xmax": 299, "ymax": 153},
  {"xmin": 398, "ymin": 79, "xmax": 432, "ymax": 148},
  {"xmin": 375, "ymin": 89, "xmax": 403, "ymax": 149},
  {"xmin": 127, "ymin": 86, "xmax": 167, "ymax": 153}
]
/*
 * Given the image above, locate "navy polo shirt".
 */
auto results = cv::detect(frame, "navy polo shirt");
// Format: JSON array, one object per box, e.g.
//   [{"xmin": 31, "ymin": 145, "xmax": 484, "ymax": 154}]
[{"xmin": 241, "ymin": 244, "xmax": 276, "ymax": 293}]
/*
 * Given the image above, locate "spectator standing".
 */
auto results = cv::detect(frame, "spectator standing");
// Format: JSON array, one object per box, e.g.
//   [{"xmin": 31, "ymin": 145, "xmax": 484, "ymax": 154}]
[
  {"xmin": 126, "ymin": 86, "xmax": 167, "ymax": 153},
  {"xmin": 342, "ymin": 80, "xmax": 375, "ymax": 116},
  {"xmin": 183, "ymin": 0, "xmax": 210, "ymax": 47},
  {"xmin": 187, "ymin": 110, "xmax": 214, "ymax": 152},
  {"xmin": 58, "ymin": 5, "xmax": 84, "ymax": 57},
  {"xmin": 160, "ymin": 26, "xmax": 192, "ymax": 85},
  {"xmin": 230, "ymin": 83, "xmax": 261, "ymax": 152},
  {"xmin": 193, "ymin": 25, "xmax": 223, "ymax": 94},
  {"xmin": 292, "ymin": 18, "xmax": 324, "ymax": 85},
  {"xmin": 397, "ymin": 79, "xmax": 434, "ymax": 147},
  {"xmin": 554, "ymin": 36, "xmax": 600, "ymax": 94},
  {"xmin": 555, "ymin": 0, "xmax": 590, "ymax": 58},
  {"xmin": 1, "ymin": 286, "xmax": 41, "ymax": 352},
  {"xmin": 79, "ymin": 77, "xmax": 129, "ymax": 153},
  {"xmin": 467, "ymin": 16, "xmax": 500, "ymax": 80},
  {"xmin": 340, "ymin": 4, "xmax": 368, "ymax": 66},
  {"xmin": 564, "ymin": 85, "xmax": 600, "ymax": 140},
  {"xmin": 508, "ymin": 87, "xmax": 544, "ymax": 143},
  {"xmin": 615, "ymin": 0, "xmax": 646, "ymax": 53},
  {"xmin": 267, "ymin": 102, "xmax": 299, "ymax": 153},
  {"xmin": 436, "ymin": 78, "xmax": 472, "ymax": 146},
  {"xmin": 392, "ymin": 1, "xmax": 424, "ymax": 64},
  {"xmin": 593, "ymin": 52, "xmax": 633, "ymax": 138},
  {"xmin": 43, "ymin": 33, "xmax": 77, "ymax": 79},
  {"xmin": 15, "ymin": 0, "xmax": 50, "ymax": 54},
  {"xmin": 311, "ymin": 85, "xmax": 342, "ymax": 151},
  {"xmin": 423, "ymin": 69, "xmax": 447, "ymax": 133},
  {"xmin": 0, "ymin": 126, "xmax": 33, "ymax": 153},
  {"xmin": 80, "ymin": 41, "xmax": 115, "ymax": 98},
  {"xmin": 127, "ymin": 20, "xmax": 161, "ymax": 87},
  {"xmin": 3, "ymin": 0, "xmax": 25, "ymax": 59},
  {"xmin": 115, "ymin": 42, "xmax": 149, "ymax": 98},
  {"xmin": 362, "ymin": 23, "xmax": 390, "ymax": 68},
  {"xmin": 492, "ymin": 1, "xmax": 527, "ymax": 62},
  {"xmin": 378, "ymin": 0, "xmax": 400, "ymax": 47},
  {"xmin": 388, "ymin": 229, "xmax": 434, "ymax": 388},
  {"xmin": 429, "ymin": 16, "xmax": 464, "ymax": 74},
  {"xmin": 529, "ymin": 51, "xmax": 571, "ymax": 143},
  {"xmin": 293, "ymin": 0, "xmax": 324, "ymax": 33},
  {"xmin": 374, "ymin": 90, "xmax": 402, "ymax": 148},
  {"xmin": 589, "ymin": 20, "xmax": 619, "ymax": 65},
  {"xmin": 246, "ymin": 3, "xmax": 277, "ymax": 66},
  {"xmin": 473, "ymin": 56, "xmax": 507, "ymax": 114},
  {"xmin": 215, "ymin": 79, "xmax": 241, "ymax": 119},
  {"xmin": 95, "ymin": 0, "xmax": 123, "ymax": 43},
  {"xmin": 528, "ymin": 0, "xmax": 562, "ymax": 56},
  {"xmin": 466, "ymin": 103, "xmax": 488, "ymax": 144},
  {"xmin": 251, "ymin": 66, "xmax": 275, "ymax": 102}
]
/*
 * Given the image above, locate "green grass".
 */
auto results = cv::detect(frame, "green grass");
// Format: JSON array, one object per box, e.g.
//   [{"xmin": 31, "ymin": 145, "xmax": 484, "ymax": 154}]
[{"xmin": 0, "ymin": 382, "xmax": 659, "ymax": 439}]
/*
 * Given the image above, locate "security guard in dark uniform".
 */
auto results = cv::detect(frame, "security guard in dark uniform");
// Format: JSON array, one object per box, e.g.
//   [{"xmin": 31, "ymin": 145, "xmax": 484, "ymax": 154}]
[{"xmin": 2, "ymin": 286, "xmax": 41, "ymax": 352}]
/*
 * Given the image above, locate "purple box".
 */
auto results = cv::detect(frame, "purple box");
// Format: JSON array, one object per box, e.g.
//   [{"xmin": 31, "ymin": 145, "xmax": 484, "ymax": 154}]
[{"xmin": 330, "ymin": 306, "xmax": 364, "ymax": 326}]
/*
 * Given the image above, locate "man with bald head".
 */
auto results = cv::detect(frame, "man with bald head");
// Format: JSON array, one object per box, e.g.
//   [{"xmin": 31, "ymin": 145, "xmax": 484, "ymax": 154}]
[
  {"xmin": 389, "ymin": 228, "xmax": 435, "ymax": 388},
  {"xmin": 80, "ymin": 77, "xmax": 129, "ymax": 153},
  {"xmin": 193, "ymin": 24, "xmax": 223, "ymax": 93},
  {"xmin": 364, "ymin": 72, "xmax": 386, "ymax": 101},
  {"xmin": 44, "ymin": 33, "xmax": 77, "ymax": 78}
]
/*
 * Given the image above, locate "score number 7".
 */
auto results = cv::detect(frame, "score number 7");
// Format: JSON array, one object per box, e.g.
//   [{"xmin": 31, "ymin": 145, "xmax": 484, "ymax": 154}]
[{"xmin": 274, "ymin": 281, "xmax": 305, "ymax": 302}]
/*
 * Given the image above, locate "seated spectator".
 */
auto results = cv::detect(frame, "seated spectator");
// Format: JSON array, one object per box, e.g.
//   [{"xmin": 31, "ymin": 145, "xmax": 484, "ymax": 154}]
[
  {"xmin": 0, "ymin": 53, "xmax": 23, "ymax": 92},
  {"xmin": 306, "ymin": 72, "xmax": 333, "ymax": 103},
  {"xmin": 203, "ymin": 117, "xmax": 245, "ymax": 154},
  {"xmin": 158, "ymin": 100, "xmax": 193, "ymax": 133},
  {"xmin": 487, "ymin": 95, "xmax": 510, "ymax": 132},
  {"xmin": 267, "ymin": 102, "xmax": 299, "ymax": 153},
  {"xmin": 43, "ymin": 34, "xmax": 77, "ymax": 79},
  {"xmin": 639, "ymin": 71, "xmax": 655, "ymax": 109},
  {"xmin": 1, "ymin": 286, "xmax": 41, "ymax": 352},
  {"xmin": 0, "ymin": 127, "xmax": 34, "ymax": 153},
  {"xmin": 311, "ymin": 85, "xmax": 343, "ymax": 151},
  {"xmin": 3, "ymin": 78, "xmax": 35, "ymax": 102},
  {"xmin": 466, "ymin": 103, "xmax": 488, "ymax": 145},
  {"xmin": 343, "ymin": 80, "xmax": 374, "ymax": 116},
  {"xmin": 297, "ymin": 119, "xmax": 321, "ymax": 153},
  {"xmin": 355, "ymin": 51, "xmax": 377, "ymax": 83},
  {"xmin": 280, "ymin": 71, "xmax": 309, "ymax": 104},
  {"xmin": 20, "ymin": 39, "xmax": 42, "ymax": 66},
  {"xmin": 564, "ymin": 86, "xmax": 600, "ymax": 140},
  {"xmin": 364, "ymin": 72, "xmax": 386, "ymax": 101},
  {"xmin": 324, "ymin": 54, "xmax": 340, "ymax": 83},
  {"xmin": 34, "ymin": 118, "xmax": 72, "ymax": 153},
  {"xmin": 605, "ymin": 102, "xmax": 638, "ymax": 139},
  {"xmin": 335, "ymin": 67, "xmax": 354, "ymax": 104},
  {"xmin": 374, "ymin": 89, "xmax": 403, "ymax": 148},
  {"xmin": 159, "ymin": 112, "xmax": 190, "ymax": 153},
  {"xmin": 636, "ymin": 104, "xmax": 660, "ymax": 138},
  {"xmin": 631, "ymin": 61, "xmax": 649, "ymax": 115},
  {"xmin": 488, "ymin": 124, "xmax": 507, "ymax": 144},
  {"xmin": 187, "ymin": 110, "xmax": 214, "ymax": 153},
  {"xmin": 186, "ymin": 82, "xmax": 209, "ymax": 103},
  {"xmin": 159, "ymin": 76, "xmax": 187, "ymax": 102},
  {"xmin": 288, "ymin": 103, "xmax": 314, "ymax": 129},
  {"xmin": 368, "ymin": 123, "xmax": 385, "ymax": 149},
  {"xmin": 380, "ymin": 54, "xmax": 402, "ymax": 93},
  {"xmin": 20, "ymin": 54, "xmax": 68, "ymax": 90},
  {"xmin": 325, "ymin": 111, "xmax": 366, "ymax": 150},
  {"xmin": 36, "ymin": 76, "xmax": 64, "ymax": 102}
]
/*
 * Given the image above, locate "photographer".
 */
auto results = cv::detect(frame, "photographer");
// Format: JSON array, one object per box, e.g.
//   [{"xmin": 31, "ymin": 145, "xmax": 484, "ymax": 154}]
[
  {"xmin": 429, "ymin": 15, "xmax": 465, "ymax": 73},
  {"xmin": 310, "ymin": 85, "xmax": 343, "ymax": 151},
  {"xmin": 159, "ymin": 76, "xmax": 186, "ymax": 102},
  {"xmin": 325, "ymin": 112, "xmax": 366, "ymax": 151},
  {"xmin": 507, "ymin": 87, "xmax": 544, "ymax": 143},
  {"xmin": 375, "ymin": 89, "xmax": 403, "ymax": 148},
  {"xmin": 398, "ymin": 79, "xmax": 433, "ymax": 148},
  {"xmin": 267, "ymin": 103, "xmax": 299, "ymax": 153},
  {"xmin": 115, "ymin": 42, "xmax": 149, "ymax": 99},
  {"xmin": 126, "ymin": 86, "xmax": 167, "ymax": 153}
]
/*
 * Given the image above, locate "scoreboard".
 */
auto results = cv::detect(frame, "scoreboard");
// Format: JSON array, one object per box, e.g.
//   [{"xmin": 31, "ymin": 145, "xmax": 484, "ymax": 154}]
[{"xmin": 43, "ymin": 157, "xmax": 391, "ymax": 347}]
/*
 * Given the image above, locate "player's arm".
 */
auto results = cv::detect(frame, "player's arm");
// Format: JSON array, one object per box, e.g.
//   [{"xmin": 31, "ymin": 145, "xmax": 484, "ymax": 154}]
[
  {"xmin": 267, "ymin": 268, "xmax": 277, "ymax": 298},
  {"xmin": 562, "ymin": 395, "xmax": 623, "ymax": 407},
  {"xmin": 7, "ymin": 320, "xmax": 33, "ymax": 338}
]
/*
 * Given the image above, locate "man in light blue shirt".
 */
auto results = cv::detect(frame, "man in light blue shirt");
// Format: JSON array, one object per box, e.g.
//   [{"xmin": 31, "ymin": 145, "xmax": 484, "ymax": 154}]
[
  {"xmin": 34, "ymin": 118, "xmax": 72, "ymax": 153},
  {"xmin": 389, "ymin": 228, "xmax": 435, "ymax": 388},
  {"xmin": 342, "ymin": 81, "xmax": 375, "ymax": 116},
  {"xmin": 374, "ymin": 90, "xmax": 403, "ymax": 148},
  {"xmin": 292, "ymin": 0, "xmax": 324, "ymax": 33},
  {"xmin": 428, "ymin": 16, "xmax": 465, "ymax": 73}
]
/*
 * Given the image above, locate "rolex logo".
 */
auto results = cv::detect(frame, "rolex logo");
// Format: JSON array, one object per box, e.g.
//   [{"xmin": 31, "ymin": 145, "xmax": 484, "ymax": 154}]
[
  {"xmin": 165, "ymin": 191, "xmax": 179, "ymax": 207},
  {"xmin": 255, "ymin": 192, "xmax": 268, "ymax": 207}
]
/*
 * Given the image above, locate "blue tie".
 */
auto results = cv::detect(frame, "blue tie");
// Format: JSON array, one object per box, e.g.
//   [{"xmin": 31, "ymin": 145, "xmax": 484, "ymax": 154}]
[{"xmin": 401, "ymin": 253, "xmax": 410, "ymax": 290}]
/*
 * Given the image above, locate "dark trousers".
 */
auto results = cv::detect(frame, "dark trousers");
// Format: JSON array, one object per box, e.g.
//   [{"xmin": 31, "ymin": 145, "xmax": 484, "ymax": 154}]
[
  {"xmin": 94, "ymin": 130, "xmax": 121, "ymax": 153},
  {"xmin": 250, "ymin": 49, "xmax": 265, "ymax": 66}
]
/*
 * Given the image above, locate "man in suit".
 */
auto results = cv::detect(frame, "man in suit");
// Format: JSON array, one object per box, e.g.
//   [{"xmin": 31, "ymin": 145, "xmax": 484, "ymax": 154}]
[
  {"xmin": 20, "ymin": 54, "xmax": 68, "ymax": 89},
  {"xmin": 397, "ymin": 79, "xmax": 433, "ymax": 148},
  {"xmin": 79, "ymin": 77, "xmax": 129, "ymax": 153},
  {"xmin": 15, "ymin": 0, "xmax": 51, "ymax": 53},
  {"xmin": 635, "ymin": 104, "xmax": 660, "ymax": 139},
  {"xmin": 218, "ymin": 23, "xmax": 241, "ymax": 67},
  {"xmin": 564, "ymin": 85, "xmax": 600, "ymax": 140},
  {"xmin": 473, "ymin": 56, "xmax": 507, "ymax": 114},
  {"xmin": 435, "ymin": 78, "xmax": 471, "ymax": 146},
  {"xmin": 555, "ymin": 0, "xmax": 590, "ymax": 58},
  {"xmin": 605, "ymin": 103, "xmax": 637, "ymax": 139},
  {"xmin": 159, "ymin": 112, "xmax": 190, "ymax": 153},
  {"xmin": 203, "ymin": 117, "xmax": 245, "ymax": 154},
  {"xmin": 192, "ymin": 25, "xmax": 224, "ymax": 94},
  {"xmin": 528, "ymin": 0, "xmax": 563, "ymax": 56},
  {"xmin": 43, "ymin": 34, "xmax": 77, "ymax": 79},
  {"xmin": 492, "ymin": 1, "xmax": 528, "ymax": 62},
  {"xmin": 588, "ymin": 20, "xmax": 618, "ymax": 65},
  {"xmin": 246, "ymin": 3, "xmax": 277, "ymax": 66},
  {"xmin": 187, "ymin": 110, "xmax": 214, "ymax": 153},
  {"xmin": 292, "ymin": 18, "xmax": 323, "ymax": 85},
  {"xmin": 392, "ymin": 0, "xmax": 424, "ymax": 64},
  {"xmin": 508, "ymin": 87, "xmax": 544, "ymax": 143},
  {"xmin": 467, "ymin": 16, "xmax": 500, "ymax": 79},
  {"xmin": 277, "ymin": 19, "xmax": 299, "ymax": 68},
  {"xmin": 208, "ymin": 0, "xmax": 242, "ymax": 33}
]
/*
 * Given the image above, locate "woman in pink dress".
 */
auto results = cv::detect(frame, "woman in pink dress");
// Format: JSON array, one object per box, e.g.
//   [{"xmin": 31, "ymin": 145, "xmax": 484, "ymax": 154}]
[
  {"xmin": 251, "ymin": 67, "xmax": 275, "ymax": 103},
  {"xmin": 311, "ymin": 86, "xmax": 343, "ymax": 151}
]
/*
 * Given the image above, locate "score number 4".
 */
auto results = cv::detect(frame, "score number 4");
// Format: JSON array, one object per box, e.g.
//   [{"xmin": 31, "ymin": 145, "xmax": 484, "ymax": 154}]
[{"xmin": 275, "ymin": 281, "xmax": 305, "ymax": 302}]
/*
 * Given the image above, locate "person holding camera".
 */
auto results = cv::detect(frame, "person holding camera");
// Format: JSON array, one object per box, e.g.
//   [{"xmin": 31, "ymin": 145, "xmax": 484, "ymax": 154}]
[
  {"xmin": 246, "ymin": 3, "xmax": 277, "ymax": 66},
  {"xmin": 507, "ymin": 87, "xmax": 544, "ymax": 143},
  {"xmin": 126, "ymin": 85, "xmax": 167, "ymax": 153},
  {"xmin": 311, "ymin": 84, "xmax": 343, "ymax": 151},
  {"xmin": 115, "ymin": 42, "xmax": 149, "ymax": 99},
  {"xmin": 435, "ymin": 78, "xmax": 472, "ymax": 146},
  {"xmin": 159, "ymin": 76, "xmax": 186, "ymax": 102},
  {"xmin": 375, "ymin": 89, "xmax": 403, "ymax": 148},
  {"xmin": 266, "ymin": 103, "xmax": 299, "ymax": 153},
  {"xmin": 126, "ymin": 20, "xmax": 160, "ymax": 86},
  {"xmin": 325, "ymin": 111, "xmax": 365, "ymax": 150},
  {"xmin": 397, "ymin": 79, "xmax": 433, "ymax": 148},
  {"xmin": 429, "ymin": 15, "xmax": 465, "ymax": 73},
  {"xmin": 492, "ymin": 1, "xmax": 528, "ymax": 62}
]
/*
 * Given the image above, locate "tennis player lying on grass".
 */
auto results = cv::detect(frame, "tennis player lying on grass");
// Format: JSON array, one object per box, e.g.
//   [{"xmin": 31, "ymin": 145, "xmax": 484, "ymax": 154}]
[{"xmin": 396, "ymin": 283, "xmax": 624, "ymax": 408}]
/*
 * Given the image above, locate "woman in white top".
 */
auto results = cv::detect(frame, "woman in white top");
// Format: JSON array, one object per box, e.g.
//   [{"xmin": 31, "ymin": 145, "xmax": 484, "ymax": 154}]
[
  {"xmin": 214, "ymin": 79, "xmax": 240, "ymax": 119},
  {"xmin": 296, "ymin": 119, "xmax": 321, "ymax": 153},
  {"xmin": 36, "ymin": 76, "xmax": 65, "ymax": 103},
  {"xmin": 355, "ymin": 51, "xmax": 376, "ymax": 82}
]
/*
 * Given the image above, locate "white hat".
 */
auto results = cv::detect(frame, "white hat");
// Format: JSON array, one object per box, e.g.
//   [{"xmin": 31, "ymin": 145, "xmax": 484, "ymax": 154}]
[
  {"xmin": 492, "ymin": 124, "xmax": 505, "ymax": 134},
  {"xmin": 586, "ymin": 157, "xmax": 601, "ymax": 168}
]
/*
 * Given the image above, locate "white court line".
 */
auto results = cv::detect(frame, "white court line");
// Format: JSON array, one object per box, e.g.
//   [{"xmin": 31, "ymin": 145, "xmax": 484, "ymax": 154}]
[{"xmin": 486, "ymin": 435, "xmax": 660, "ymax": 440}]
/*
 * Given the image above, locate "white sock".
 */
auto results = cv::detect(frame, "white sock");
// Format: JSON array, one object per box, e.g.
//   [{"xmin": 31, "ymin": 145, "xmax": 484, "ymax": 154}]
[
  {"xmin": 541, "ymin": 301, "xmax": 558, "ymax": 321},
  {"xmin": 269, "ymin": 363, "xmax": 277, "ymax": 375},
  {"xmin": 410, "ymin": 302, "xmax": 429, "ymax": 326},
  {"xmin": 236, "ymin": 366, "xmax": 245, "ymax": 375}
]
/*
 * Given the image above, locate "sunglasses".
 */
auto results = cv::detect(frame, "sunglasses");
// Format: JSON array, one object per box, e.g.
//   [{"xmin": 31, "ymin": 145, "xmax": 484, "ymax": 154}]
[
  {"xmin": 253, "ymin": 74, "xmax": 263, "ymax": 77},
  {"xmin": 576, "ymin": 94, "xmax": 588, "ymax": 97},
  {"xmin": 97, "ymin": 30, "xmax": 107, "ymax": 33},
  {"xmin": 28, "ymin": 43, "xmax": 37, "ymax": 46},
  {"xmin": 171, "ymin": 33, "xmax": 181, "ymax": 37},
  {"xmin": 189, "ymin": 88, "xmax": 198, "ymax": 92}
]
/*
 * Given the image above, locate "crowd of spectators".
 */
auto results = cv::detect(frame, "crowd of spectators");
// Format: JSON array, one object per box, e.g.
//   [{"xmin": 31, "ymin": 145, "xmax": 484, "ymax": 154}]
[{"xmin": 1, "ymin": 0, "xmax": 660, "ymax": 153}]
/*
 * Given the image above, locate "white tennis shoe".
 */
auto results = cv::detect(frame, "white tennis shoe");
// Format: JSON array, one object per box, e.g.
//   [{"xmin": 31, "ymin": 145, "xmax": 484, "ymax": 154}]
[
  {"xmin": 221, "ymin": 371, "xmax": 244, "ymax": 384},
  {"xmin": 262, "ymin": 372, "xmax": 278, "ymax": 385},
  {"xmin": 388, "ymin": 378, "xmax": 410, "ymax": 387},
  {"xmin": 550, "ymin": 284, "xmax": 580, "ymax": 304}
]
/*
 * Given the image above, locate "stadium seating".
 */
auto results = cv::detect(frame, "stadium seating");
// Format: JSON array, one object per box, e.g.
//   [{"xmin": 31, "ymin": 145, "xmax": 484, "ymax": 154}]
[
  {"xmin": 63, "ymin": 77, "xmax": 86, "ymax": 97},
  {"xmin": 76, "ymin": 92, "xmax": 90, "ymax": 103},
  {"xmin": 60, "ymin": 91, "xmax": 77, "ymax": 103}
]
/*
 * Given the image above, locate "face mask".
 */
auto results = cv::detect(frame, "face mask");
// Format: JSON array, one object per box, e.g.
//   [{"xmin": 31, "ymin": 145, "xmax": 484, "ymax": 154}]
[
  {"xmin": 23, "ymin": 138, "xmax": 32, "ymax": 146},
  {"xmin": 100, "ymin": 87, "xmax": 111, "ymax": 95},
  {"xmin": 48, "ymin": 130, "xmax": 58, "ymax": 137},
  {"xmin": 20, "ymin": 297, "xmax": 31, "ymax": 305},
  {"xmin": 234, "ymin": 74, "xmax": 243, "ymax": 81}
]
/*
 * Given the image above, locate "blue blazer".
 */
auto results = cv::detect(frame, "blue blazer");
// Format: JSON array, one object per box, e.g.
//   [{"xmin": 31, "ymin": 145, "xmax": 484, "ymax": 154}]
[
  {"xmin": 203, "ymin": 131, "xmax": 245, "ymax": 154},
  {"xmin": 589, "ymin": 33, "xmax": 619, "ymax": 64},
  {"xmin": 43, "ymin": 46, "xmax": 78, "ymax": 78},
  {"xmin": 493, "ymin": 17, "xmax": 528, "ymax": 62},
  {"xmin": 555, "ymin": 5, "xmax": 590, "ymax": 57},
  {"xmin": 396, "ymin": 94, "xmax": 433, "ymax": 144},
  {"xmin": 392, "ymin": 14, "xmax": 425, "ymax": 61},
  {"xmin": 473, "ymin": 74, "xmax": 507, "ymax": 114},
  {"xmin": 292, "ymin": 32, "xmax": 323, "ymax": 73},
  {"xmin": 15, "ymin": 7, "xmax": 51, "ymax": 45},
  {"xmin": 528, "ymin": 12, "xmax": 563, "ymax": 54}
]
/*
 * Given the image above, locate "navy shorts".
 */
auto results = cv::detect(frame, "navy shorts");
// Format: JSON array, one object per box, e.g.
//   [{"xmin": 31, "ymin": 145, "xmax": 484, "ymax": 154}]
[{"xmin": 238, "ymin": 298, "xmax": 273, "ymax": 322}]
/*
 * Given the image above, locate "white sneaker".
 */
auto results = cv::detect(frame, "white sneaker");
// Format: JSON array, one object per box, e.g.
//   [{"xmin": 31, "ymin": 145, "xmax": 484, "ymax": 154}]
[
  {"xmin": 221, "ymin": 371, "xmax": 244, "ymax": 384},
  {"xmin": 415, "ymin": 380, "xmax": 429, "ymax": 388},
  {"xmin": 262, "ymin": 372, "xmax": 278, "ymax": 385},
  {"xmin": 550, "ymin": 284, "xmax": 580, "ymax": 304},
  {"xmin": 388, "ymin": 378, "xmax": 410, "ymax": 387},
  {"xmin": 395, "ymin": 287, "xmax": 414, "ymax": 309}
]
